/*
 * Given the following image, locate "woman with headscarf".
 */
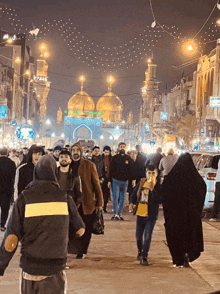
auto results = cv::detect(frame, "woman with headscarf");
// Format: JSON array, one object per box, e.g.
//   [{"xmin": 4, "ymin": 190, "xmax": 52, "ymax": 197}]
[{"xmin": 160, "ymin": 152, "xmax": 206, "ymax": 268}]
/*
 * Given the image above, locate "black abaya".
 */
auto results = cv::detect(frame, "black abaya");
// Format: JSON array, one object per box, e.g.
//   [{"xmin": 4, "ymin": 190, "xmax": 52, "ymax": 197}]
[{"xmin": 160, "ymin": 152, "xmax": 206, "ymax": 266}]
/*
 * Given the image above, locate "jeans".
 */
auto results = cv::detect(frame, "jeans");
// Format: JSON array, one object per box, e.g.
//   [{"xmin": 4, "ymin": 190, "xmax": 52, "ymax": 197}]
[
  {"xmin": 136, "ymin": 216, "xmax": 156, "ymax": 257},
  {"xmin": 21, "ymin": 271, "xmax": 66, "ymax": 294},
  {"xmin": 112, "ymin": 179, "xmax": 128, "ymax": 215},
  {"xmin": 212, "ymin": 182, "xmax": 220, "ymax": 218}
]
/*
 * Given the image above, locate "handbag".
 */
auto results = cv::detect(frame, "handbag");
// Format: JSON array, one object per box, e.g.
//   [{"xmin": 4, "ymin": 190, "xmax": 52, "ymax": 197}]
[{"xmin": 92, "ymin": 209, "xmax": 105, "ymax": 235}]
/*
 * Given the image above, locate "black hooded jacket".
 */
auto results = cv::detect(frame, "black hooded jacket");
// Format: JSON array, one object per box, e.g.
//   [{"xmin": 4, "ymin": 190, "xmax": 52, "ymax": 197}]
[
  {"xmin": 17, "ymin": 145, "xmax": 45, "ymax": 196},
  {"xmin": 0, "ymin": 155, "xmax": 85, "ymax": 276}
]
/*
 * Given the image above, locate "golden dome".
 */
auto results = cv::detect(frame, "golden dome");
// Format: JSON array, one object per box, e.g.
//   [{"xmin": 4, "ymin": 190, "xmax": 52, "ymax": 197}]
[
  {"xmin": 68, "ymin": 91, "xmax": 95, "ymax": 116},
  {"xmin": 97, "ymin": 92, "xmax": 123, "ymax": 112},
  {"xmin": 97, "ymin": 92, "xmax": 123, "ymax": 122}
]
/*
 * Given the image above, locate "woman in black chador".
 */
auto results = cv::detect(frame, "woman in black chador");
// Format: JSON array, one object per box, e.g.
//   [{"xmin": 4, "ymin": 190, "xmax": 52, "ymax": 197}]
[{"xmin": 160, "ymin": 152, "xmax": 206, "ymax": 267}]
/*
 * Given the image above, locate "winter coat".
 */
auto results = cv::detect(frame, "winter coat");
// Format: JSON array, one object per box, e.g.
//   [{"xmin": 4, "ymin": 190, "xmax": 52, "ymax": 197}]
[
  {"xmin": 0, "ymin": 157, "xmax": 16, "ymax": 196},
  {"xmin": 77, "ymin": 158, "xmax": 103, "ymax": 215},
  {"xmin": 15, "ymin": 145, "xmax": 45, "ymax": 198},
  {"xmin": 0, "ymin": 155, "xmax": 85, "ymax": 276},
  {"xmin": 91, "ymin": 155, "xmax": 106, "ymax": 179}
]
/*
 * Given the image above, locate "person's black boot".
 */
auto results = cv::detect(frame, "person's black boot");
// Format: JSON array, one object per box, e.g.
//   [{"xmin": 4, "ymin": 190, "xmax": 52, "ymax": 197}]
[
  {"xmin": 183, "ymin": 253, "xmax": 190, "ymax": 268},
  {"xmin": 137, "ymin": 251, "xmax": 142, "ymax": 261},
  {"xmin": 140, "ymin": 251, "xmax": 149, "ymax": 266}
]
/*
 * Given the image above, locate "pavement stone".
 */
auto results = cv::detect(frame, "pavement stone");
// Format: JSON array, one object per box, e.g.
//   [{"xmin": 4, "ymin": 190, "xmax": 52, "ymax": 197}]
[{"xmin": 0, "ymin": 206, "xmax": 219, "ymax": 294}]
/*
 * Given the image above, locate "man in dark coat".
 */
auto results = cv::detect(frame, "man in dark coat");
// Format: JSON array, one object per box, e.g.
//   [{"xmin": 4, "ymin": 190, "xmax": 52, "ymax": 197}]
[
  {"xmin": 53, "ymin": 145, "xmax": 62, "ymax": 162},
  {"xmin": 160, "ymin": 153, "xmax": 206, "ymax": 268},
  {"xmin": 145, "ymin": 147, "xmax": 163, "ymax": 169},
  {"xmin": 0, "ymin": 147, "xmax": 16, "ymax": 231},
  {"xmin": 108, "ymin": 142, "xmax": 134, "ymax": 220},
  {"xmin": 128, "ymin": 150, "xmax": 146, "ymax": 204},
  {"xmin": 57, "ymin": 149, "xmax": 82, "ymax": 208},
  {"xmin": 69, "ymin": 142, "xmax": 103, "ymax": 259},
  {"xmin": 14, "ymin": 145, "xmax": 45, "ymax": 199},
  {"xmin": 102, "ymin": 145, "xmax": 112, "ymax": 212},
  {"xmin": 90, "ymin": 146, "xmax": 105, "ymax": 182},
  {"xmin": 0, "ymin": 155, "xmax": 85, "ymax": 292}
]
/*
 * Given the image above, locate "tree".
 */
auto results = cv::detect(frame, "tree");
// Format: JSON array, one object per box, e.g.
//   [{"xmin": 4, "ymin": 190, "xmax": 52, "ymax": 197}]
[{"xmin": 171, "ymin": 115, "xmax": 199, "ymax": 148}]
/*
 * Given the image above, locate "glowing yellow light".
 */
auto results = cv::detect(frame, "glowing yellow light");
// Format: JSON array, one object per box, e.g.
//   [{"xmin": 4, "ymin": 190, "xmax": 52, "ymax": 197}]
[
  {"xmin": 25, "ymin": 70, "xmax": 30, "ymax": 75},
  {"xmin": 217, "ymin": 19, "xmax": 220, "ymax": 26},
  {"xmin": 15, "ymin": 57, "xmax": 21, "ymax": 63},
  {"xmin": 80, "ymin": 75, "xmax": 85, "ymax": 82},
  {"xmin": 7, "ymin": 38, "xmax": 13, "ymax": 43},
  {"xmin": 147, "ymin": 58, "xmax": 151, "ymax": 63},
  {"xmin": 108, "ymin": 76, "xmax": 114, "ymax": 84},
  {"xmin": 40, "ymin": 44, "xmax": 46, "ymax": 50},
  {"xmin": 187, "ymin": 45, "xmax": 193, "ymax": 51}
]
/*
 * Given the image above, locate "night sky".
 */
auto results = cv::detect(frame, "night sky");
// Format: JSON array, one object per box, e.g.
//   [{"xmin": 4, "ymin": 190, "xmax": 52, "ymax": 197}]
[{"xmin": 2, "ymin": 0, "xmax": 220, "ymax": 122}]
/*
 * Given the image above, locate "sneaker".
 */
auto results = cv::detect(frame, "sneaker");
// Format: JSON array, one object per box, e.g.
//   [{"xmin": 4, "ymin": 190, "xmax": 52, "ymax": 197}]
[
  {"xmin": 137, "ymin": 251, "xmax": 142, "ymax": 261},
  {"xmin": 103, "ymin": 209, "xmax": 107, "ymax": 213},
  {"xmin": 173, "ymin": 265, "xmax": 183, "ymax": 268},
  {"xmin": 0, "ymin": 227, "xmax": 6, "ymax": 232},
  {"xmin": 209, "ymin": 218, "xmax": 217, "ymax": 222},
  {"xmin": 140, "ymin": 257, "xmax": 149, "ymax": 266},
  {"xmin": 118, "ymin": 216, "xmax": 124, "ymax": 221},
  {"xmin": 111, "ymin": 215, "xmax": 119, "ymax": 220},
  {"xmin": 76, "ymin": 254, "xmax": 85, "ymax": 259}
]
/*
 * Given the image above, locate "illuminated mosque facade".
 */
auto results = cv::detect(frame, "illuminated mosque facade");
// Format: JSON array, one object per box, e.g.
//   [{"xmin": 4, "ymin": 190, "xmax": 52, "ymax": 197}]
[{"xmin": 64, "ymin": 78, "xmax": 134, "ymax": 146}]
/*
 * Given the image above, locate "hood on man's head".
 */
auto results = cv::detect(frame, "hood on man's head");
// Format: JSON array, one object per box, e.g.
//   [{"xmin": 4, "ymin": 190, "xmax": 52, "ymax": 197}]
[
  {"xmin": 71, "ymin": 142, "xmax": 83, "ymax": 158},
  {"xmin": 53, "ymin": 145, "xmax": 62, "ymax": 152},
  {"xmin": 33, "ymin": 154, "xmax": 58, "ymax": 182},
  {"xmin": 27, "ymin": 144, "xmax": 45, "ymax": 163}
]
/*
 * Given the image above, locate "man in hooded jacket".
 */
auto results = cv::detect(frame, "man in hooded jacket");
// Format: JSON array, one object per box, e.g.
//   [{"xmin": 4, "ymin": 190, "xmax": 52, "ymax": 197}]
[
  {"xmin": 14, "ymin": 145, "xmax": 45, "ymax": 200},
  {"xmin": 69, "ymin": 142, "xmax": 103, "ymax": 259},
  {"xmin": 0, "ymin": 155, "xmax": 85, "ymax": 293}
]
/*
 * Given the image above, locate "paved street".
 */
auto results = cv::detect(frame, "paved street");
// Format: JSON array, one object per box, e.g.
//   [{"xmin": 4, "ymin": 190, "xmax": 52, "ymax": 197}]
[{"xmin": 0, "ymin": 205, "xmax": 220, "ymax": 294}]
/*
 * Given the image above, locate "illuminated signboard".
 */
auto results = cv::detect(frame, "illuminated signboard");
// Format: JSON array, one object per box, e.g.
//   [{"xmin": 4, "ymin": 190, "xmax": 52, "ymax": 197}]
[
  {"xmin": 66, "ymin": 110, "xmax": 103, "ymax": 116},
  {"xmin": 0, "ymin": 105, "xmax": 7, "ymax": 119},
  {"xmin": 17, "ymin": 127, "xmax": 34, "ymax": 140},
  {"xmin": 210, "ymin": 97, "xmax": 220, "ymax": 108},
  {"xmin": 160, "ymin": 112, "xmax": 168, "ymax": 120}
]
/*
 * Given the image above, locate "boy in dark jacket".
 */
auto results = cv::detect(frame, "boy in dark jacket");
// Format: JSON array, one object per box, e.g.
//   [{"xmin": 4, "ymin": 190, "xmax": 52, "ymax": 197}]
[
  {"xmin": 0, "ymin": 155, "xmax": 85, "ymax": 293},
  {"xmin": 129, "ymin": 165, "xmax": 160, "ymax": 266}
]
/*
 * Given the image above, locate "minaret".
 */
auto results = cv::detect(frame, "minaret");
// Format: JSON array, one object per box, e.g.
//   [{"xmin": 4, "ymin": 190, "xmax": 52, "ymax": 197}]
[
  {"xmin": 34, "ymin": 44, "xmax": 51, "ymax": 122},
  {"xmin": 57, "ymin": 107, "xmax": 62, "ymax": 123},
  {"xmin": 140, "ymin": 56, "xmax": 160, "ymax": 127}
]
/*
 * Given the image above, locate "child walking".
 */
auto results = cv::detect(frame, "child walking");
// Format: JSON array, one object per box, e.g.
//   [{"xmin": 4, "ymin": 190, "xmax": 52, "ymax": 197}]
[{"xmin": 129, "ymin": 164, "xmax": 161, "ymax": 266}]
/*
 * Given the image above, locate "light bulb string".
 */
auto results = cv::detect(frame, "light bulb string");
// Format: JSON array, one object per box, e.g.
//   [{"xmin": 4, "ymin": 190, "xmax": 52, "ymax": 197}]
[{"xmin": 191, "ymin": 1, "xmax": 217, "ymax": 39}]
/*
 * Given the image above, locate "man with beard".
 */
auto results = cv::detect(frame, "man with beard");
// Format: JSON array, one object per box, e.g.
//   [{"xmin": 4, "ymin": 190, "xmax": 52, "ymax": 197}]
[
  {"xmin": 70, "ymin": 142, "xmax": 103, "ymax": 259},
  {"xmin": 57, "ymin": 149, "xmax": 82, "ymax": 208},
  {"xmin": 108, "ymin": 142, "xmax": 134, "ymax": 220},
  {"xmin": 14, "ymin": 145, "xmax": 45, "ymax": 200}
]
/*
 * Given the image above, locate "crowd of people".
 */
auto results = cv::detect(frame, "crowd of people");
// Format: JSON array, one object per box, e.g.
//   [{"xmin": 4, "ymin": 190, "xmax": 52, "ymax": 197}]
[{"xmin": 0, "ymin": 141, "xmax": 217, "ymax": 293}]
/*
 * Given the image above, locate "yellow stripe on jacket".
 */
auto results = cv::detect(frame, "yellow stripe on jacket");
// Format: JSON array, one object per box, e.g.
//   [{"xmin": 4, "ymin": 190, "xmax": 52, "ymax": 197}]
[{"xmin": 25, "ymin": 202, "xmax": 68, "ymax": 218}]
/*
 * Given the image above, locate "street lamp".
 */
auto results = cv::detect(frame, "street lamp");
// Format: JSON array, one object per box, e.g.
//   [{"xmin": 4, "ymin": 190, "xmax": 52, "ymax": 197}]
[
  {"xmin": 46, "ymin": 119, "xmax": 51, "ymax": 125},
  {"xmin": 51, "ymin": 132, "xmax": 55, "ymax": 137},
  {"xmin": 61, "ymin": 133, "xmax": 65, "ymax": 138}
]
